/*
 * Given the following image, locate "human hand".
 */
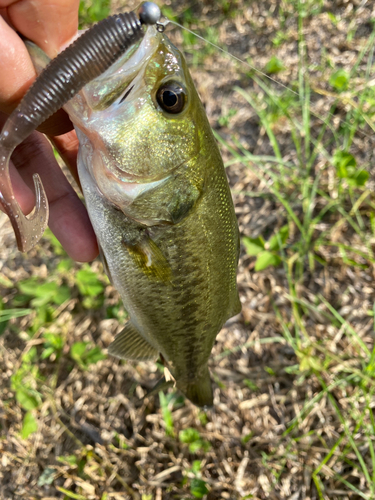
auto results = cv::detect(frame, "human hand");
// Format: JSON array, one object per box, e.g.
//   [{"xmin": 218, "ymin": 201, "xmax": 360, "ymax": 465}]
[{"xmin": 0, "ymin": 0, "xmax": 99, "ymax": 261}]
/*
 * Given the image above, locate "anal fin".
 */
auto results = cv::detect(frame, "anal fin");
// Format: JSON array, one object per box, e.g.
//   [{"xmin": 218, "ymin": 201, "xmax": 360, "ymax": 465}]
[{"xmin": 108, "ymin": 322, "xmax": 158, "ymax": 361}]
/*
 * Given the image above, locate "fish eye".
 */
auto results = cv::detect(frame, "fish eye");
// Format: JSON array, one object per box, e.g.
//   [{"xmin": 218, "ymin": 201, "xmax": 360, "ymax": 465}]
[{"xmin": 156, "ymin": 82, "xmax": 186, "ymax": 114}]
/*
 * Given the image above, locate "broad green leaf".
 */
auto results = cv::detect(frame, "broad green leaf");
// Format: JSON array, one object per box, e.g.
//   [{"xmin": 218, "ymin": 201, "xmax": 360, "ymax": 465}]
[
  {"xmin": 30, "ymin": 282, "xmax": 59, "ymax": 307},
  {"xmin": 241, "ymin": 433, "xmax": 253, "ymax": 444},
  {"xmin": 179, "ymin": 428, "xmax": 201, "ymax": 443},
  {"xmin": 327, "ymin": 12, "xmax": 338, "ymax": 25},
  {"xmin": 76, "ymin": 269, "xmax": 104, "ymax": 297},
  {"xmin": 243, "ymin": 236, "xmax": 264, "ymax": 256},
  {"xmin": 71, "ymin": 341, "xmax": 88, "ymax": 360},
  {"xmin": 348, "ymin": 170, "xmax": 369, "ymax": 187},
  {"xmin": 57, "ymin": 258, "xmax": 73, "ymax": 273},
  {"xmin": 268, "ymin": 225, "xmax": 289, "ymax": 251},
  {"xmin": 189, "ymin": 439, "xmax": 211, "ymax": 453},
  {"xmin": 12, "ymin": 294, "xmax": 30, "ymax": 307},
  {"xmin": 84, "ymin": 346, "xmax": 106, "ymax": 365},
  {"xmin": 16, "ymin": 387, "xmax": 39, "ymax": 410},
  {"xmin": 79, "ymin": 0, "xmax": 110, "ymax": 25},
  {"xmin": 329, "ymin": 69, "xmax": 349, "ymax": 92},
  {"xmin": 71, "ymin": 342, "xmax": 106, "ymax": 369},
  {"xmin": 0, "ymin": 275, "xmax": 13, "ymax": 288},
  {"xmin": 190, "ymin": 478, "xmax": 209, "ymax": 498},
  {"xmin": 18, "ymin": 278, "xmax": 40, "ymax": 296},
  {"xmin": 43, "ymin": 332, "xmax": 64, "ymax": 350},
  {"xmin": 255, "ymin": 251, "xmax": 281, "ymax": 271},
  {"xmin": 189, "ymin": 441, "xmax": 203, "ymax": 453},
  {"xmin": 41, "ymin": 347, "xmax": 55, "ymax": 359},
  {"xmin": 19, "ymin": 280, "xmax": 69, "ymax": 307},
  {"xmin": 82, "ymin": 296, "xmax": 104, "ymax": 310},
  {"xmin": 333, "ymin": 150, "xmax": 356, "ymax": 178},
  {"xmin": 22, "ymin": 346, "xmax": 37, "ymax": 363},
  {"xmin": 21, "ymin": 411, "xmax": 38, "ymax": 439},
  {"xmin": 192, "ymin": 460, "xmax": 202, "ymax": 473},
  {"xmin": 332, "ymin": 151, "xmax": 368, "ymax": 186},
  {"xmin": 264, "ymin": 56, "xmax": 285, "ymax": 74},
  {"xmin": 53, "ymin": 285, "xmax": 71, "ymax": 305}
]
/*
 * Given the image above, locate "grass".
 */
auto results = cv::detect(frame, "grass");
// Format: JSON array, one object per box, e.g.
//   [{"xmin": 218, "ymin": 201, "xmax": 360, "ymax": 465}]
[
  {"xmin": 212, "ymin": 0, "xmax": 375, "ymax": 496},
  {"xmin": 1, "ymin": 0, "xmax": 375, "ymax": 498}
]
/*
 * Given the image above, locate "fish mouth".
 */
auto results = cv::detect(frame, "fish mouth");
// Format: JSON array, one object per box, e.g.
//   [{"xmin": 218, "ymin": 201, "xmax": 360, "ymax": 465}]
[{"xmin": 80, "ymin": 26, "xmax": 161, "ymax": 111}]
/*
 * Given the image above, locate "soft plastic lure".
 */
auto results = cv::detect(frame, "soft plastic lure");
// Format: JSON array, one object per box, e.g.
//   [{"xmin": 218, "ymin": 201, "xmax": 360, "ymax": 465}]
[{"xmin": 0, "ymin": 1, "xmax": 161, "ymax": 252}]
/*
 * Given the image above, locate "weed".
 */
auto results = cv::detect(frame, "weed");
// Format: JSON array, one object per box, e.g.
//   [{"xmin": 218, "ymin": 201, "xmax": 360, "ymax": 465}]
[
  {"xmin": 213, "ymin": 0, "xmax": 375, "ymax": 496},
  {"xmin": 264, "ymin": 56, "xmax": 285, "ymax": 75},
  {"xmin": 182, "ymin": 460, "xmax": 209, "ymax": 498},
  {"xmin": 70, "ymin": 341, "xmax": 106, "ymax": 370},
  {"xmin": 243, "ymin": 225, "xmax": 289, "ymax": 271},
  {"xmin": 159, "ymin": 391, "xmax": 176, "ymax": 437},
  {"xmin": 78, "ymin": 0, "xmax": 110, "ymax": 27},
  {"xmin": 75, "ymin": 266, "xmax": 106, "ymax": 309},
  {"xmin": 179, "ymin": 427, "xmax": 211, "ymax": 453}
]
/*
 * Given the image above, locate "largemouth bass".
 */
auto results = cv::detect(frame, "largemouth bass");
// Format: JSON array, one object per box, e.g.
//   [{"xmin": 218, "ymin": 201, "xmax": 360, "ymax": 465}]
[{"xmin": 29, "ymin": 23, "xmax": 241, "ymax": 407}]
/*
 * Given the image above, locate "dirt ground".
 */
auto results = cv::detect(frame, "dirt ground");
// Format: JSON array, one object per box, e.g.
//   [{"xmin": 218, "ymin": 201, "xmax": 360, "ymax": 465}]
[{"xmin": 1, "ymin": 1, "xmax": 375, "ymax": 499}]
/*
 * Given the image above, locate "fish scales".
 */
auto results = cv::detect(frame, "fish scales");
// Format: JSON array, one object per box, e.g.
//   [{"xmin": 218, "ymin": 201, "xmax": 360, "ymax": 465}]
[
  {"xmin": 79, "ymin": 139, "xmax": 240, "ymax": 405},
  {"xmin": 28, "ymin": 24, "xmax": 240, "ymax": 406}
]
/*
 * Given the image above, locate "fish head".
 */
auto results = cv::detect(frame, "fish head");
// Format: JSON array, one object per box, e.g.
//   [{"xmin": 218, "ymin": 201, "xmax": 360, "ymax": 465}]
[{"xmin": 67, "ymin": 26, "xmax": 206, "ymax": 215}]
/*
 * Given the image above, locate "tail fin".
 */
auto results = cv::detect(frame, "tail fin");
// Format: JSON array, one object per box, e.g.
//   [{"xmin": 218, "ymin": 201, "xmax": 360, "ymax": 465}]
[{"xmin": 179, "ymin": 365, "xmax": 213, "ymax": 408}]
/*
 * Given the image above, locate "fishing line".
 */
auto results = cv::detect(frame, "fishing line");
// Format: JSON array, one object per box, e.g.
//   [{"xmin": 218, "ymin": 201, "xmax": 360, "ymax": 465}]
[
  {"xmin": 169, "ymin": 20, "xmax": 299, "ymax": 97},
  {"xmin": 168, "ymin": 18, "xmax": 375, "ymax": 145}
]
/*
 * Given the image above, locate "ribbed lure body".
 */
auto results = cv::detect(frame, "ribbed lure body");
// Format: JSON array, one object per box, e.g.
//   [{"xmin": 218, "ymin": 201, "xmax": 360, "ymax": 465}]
[{"xmin": 0, "ymin": 4, "xmax": 160, "ymax": 251}]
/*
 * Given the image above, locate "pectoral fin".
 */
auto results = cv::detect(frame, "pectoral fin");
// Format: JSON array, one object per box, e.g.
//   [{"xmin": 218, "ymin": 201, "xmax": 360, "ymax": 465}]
[
  {"xmin": 123, "ymin": 236, "xmax": 172, "ymax": 282},
  {"xmin": 108, "ymin": 322, "xmax": 158, "ymax": 361}
]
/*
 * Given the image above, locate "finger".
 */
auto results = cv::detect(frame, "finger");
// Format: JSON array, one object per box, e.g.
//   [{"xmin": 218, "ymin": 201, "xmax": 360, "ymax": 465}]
[
  {"xmin": 11, "ymin": 131, "xmax": 98, "ymax": 262},
  {"xmin": 0, "ymin": 16, "xmax": 74, "ymax": 135},
  {"xmin": 49, "ymin": 130, "xmax": 81, "ymax": 188},
  {"xmin": 1, "ymin": 0, "xmax": 80, "ymax": 57},
  {"xmin": 6, "ymin": 158, "xmax": 35, "ymax": 215},
  {"xmin": 0, "ymin": 15, "xmax": 36, "ymax": 111}
]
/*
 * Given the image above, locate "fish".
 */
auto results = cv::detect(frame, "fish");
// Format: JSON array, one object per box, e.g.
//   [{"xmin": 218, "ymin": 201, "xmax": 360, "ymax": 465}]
[{"xmin": 28, "ymin": 23, "xmax": 241, "ymax": 407}]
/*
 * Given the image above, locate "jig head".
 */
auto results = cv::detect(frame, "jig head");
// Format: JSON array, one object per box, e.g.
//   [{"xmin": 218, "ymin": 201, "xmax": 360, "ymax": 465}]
[{"xmin": 0, "ymin": 2, "xmax": 161, "ymax": 252}]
